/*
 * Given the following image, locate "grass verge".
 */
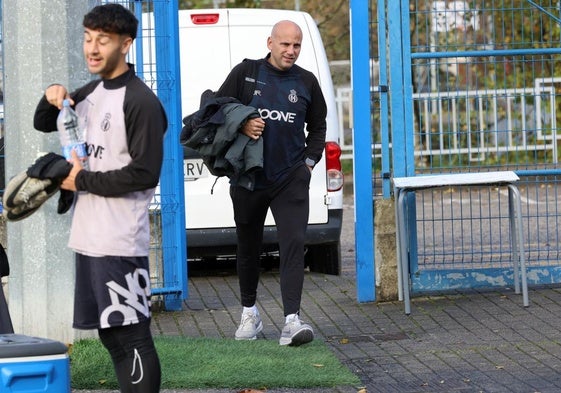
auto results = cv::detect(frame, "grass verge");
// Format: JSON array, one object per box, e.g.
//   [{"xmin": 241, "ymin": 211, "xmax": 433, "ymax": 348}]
[{"xmin": 71, "ymin": 336, "xmax": 360, "ymax": 390}]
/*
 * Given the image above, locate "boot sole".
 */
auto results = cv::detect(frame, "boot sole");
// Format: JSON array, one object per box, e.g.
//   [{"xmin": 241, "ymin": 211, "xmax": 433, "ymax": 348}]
[{"xmin": 279, "ymin": 327, "xmax": 314, "ymax": 346}]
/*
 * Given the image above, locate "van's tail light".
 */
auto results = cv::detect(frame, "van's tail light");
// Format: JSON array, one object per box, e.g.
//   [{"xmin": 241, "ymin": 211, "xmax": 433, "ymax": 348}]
[
  {"xmin": 325, "ymin": 141, "xmax": 343, "ymax": 192},
  {"xmin": 191, "ymin": 14, "xmax": 219, "ymax": 24}
]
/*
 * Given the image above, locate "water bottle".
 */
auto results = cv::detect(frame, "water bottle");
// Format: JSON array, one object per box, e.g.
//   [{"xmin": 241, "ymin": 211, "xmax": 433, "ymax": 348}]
[{"xmin": 57, "ymin": 99, "xmax": 88, "ymax": 169}]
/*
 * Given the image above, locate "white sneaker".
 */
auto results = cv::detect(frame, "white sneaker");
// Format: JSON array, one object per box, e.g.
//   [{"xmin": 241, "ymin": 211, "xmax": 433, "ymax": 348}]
[
  {"xmin": 279, "ymin": 314, "xmax": 314, "ymax": 346},
  {"xmin": 235, "ymin": 310, "xmax": 263, "ymax": 340}
]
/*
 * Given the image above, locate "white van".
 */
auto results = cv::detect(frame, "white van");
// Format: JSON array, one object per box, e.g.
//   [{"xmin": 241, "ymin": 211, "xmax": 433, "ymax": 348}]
[{"xmin": 177, "ymin": 8, "xmax": 344, "ymax": 274}]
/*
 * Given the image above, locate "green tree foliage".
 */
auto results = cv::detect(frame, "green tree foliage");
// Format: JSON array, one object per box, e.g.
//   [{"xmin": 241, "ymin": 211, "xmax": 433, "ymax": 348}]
[
  {"xmin": 410, "ymin": 0, "xmax": 561, "ymax": 92},
  {"xmin": 229, "ymin": 0, "xmax": 262, "ymax": 6},
  {"xmin": 409, "ymin": 0, "xmax": 561, "ymax": 166},
  {"xmin": 299, "ymin": 0, "xmax": 349, "ymax": 61}
]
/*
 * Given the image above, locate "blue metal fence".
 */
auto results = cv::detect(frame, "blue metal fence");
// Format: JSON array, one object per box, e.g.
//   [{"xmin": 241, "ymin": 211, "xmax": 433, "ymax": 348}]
[
  {"xmin": 114, "ymin": 0, "xmax": 187, "ymax": 310},
  {"xmin": 350, "ymin": 0, "xmax": 376, "ymax": 302},
  {"xmin": 384, "ymin": 0, "xmax": 561, "ymax": 294}
]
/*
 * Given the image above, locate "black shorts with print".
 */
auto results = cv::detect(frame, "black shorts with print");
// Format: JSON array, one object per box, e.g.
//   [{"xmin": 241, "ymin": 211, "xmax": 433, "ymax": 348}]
[{"xmin": 73, "ymin": 253, "xmax": 152, "ymax": 330}]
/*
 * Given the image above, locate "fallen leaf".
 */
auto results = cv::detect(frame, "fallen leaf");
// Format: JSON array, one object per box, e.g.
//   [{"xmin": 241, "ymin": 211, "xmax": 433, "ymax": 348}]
[
  {"xmin": 340, "ymin": 338, "xmax": 350, "ymax": 344},
  {"xmin": 312, "ymin": 363, "xmax": 325, "ymax": 368},
  {"xmin": 357, "ymin": 389, "xmax": 367, "ymax": 393},
  {"xmin": 237, "ymin": 390, "xmax": 264, "ymax": 393}
]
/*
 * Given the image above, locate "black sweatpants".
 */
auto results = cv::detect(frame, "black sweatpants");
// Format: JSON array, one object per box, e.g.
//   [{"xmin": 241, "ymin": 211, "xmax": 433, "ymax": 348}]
[{"xmin": 230, "ymin": 165, "xmax": 311, "ymax": 316}]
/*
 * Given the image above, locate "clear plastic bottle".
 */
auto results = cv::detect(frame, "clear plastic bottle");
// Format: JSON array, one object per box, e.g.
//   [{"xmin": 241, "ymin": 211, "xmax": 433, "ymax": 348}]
[{"xmin": 56, "ymin": 99, "xmax": 88, "ymax": 169}]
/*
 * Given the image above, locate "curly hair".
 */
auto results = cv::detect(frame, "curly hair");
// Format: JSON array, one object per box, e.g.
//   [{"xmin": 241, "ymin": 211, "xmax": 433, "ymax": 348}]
[{"xmin": 83, "ymin": 3, "xmax": 138, "ymax": 40}]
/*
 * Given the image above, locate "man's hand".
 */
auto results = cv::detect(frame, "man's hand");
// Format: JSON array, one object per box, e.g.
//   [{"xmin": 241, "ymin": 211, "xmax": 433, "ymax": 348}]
[
  {"xmin": 241, "ymin": 117, "xmax": 266, "ymax": 140},
  {"xmin": 45, "ymin": 84, "xmax": 73, "ymax": 109},
  {"xmin": 60, "ymin": 149, "xmax": 83, "ymax": 191}
]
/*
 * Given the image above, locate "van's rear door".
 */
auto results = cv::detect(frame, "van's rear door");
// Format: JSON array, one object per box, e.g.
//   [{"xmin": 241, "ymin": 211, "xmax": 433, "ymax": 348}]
[{"xmin": 179, "ymin": 10, "xmax": 236, "ymax": 229}]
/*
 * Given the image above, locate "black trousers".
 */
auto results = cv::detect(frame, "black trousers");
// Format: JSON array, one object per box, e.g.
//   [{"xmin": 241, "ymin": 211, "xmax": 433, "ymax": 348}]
[{"xmin": 230, "ymin": 165, "xmax": 311, "ymax": 316}]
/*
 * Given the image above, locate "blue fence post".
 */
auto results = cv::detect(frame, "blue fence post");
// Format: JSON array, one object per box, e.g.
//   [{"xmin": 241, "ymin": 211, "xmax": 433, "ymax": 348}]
[
  {"xmin": 377, "ymin": 0, "xmax": 391, "ymax": 199},
  {"xmin": 398, "ymin": 0, "xmax": 419, "ymax": 277},
  {"xmin": 387, "ymin": 0, "xmax": 418, "ymax": 293},
  {"xmin": 388, "ymin": 0, "xmax": 415, "ymax": 179},
  {"xmin": 350, "ymin": 0, "xmax": 375, "ymax": 302},
  {"xmin": 153, "ymin": 1, "xmax": 188, "ymax": 310}
]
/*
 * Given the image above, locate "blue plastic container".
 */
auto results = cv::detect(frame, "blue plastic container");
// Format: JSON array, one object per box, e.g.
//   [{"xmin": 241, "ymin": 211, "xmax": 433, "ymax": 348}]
[{"xmin": 0, "ymin": 334, "xmax": 70, "ymax": 392}]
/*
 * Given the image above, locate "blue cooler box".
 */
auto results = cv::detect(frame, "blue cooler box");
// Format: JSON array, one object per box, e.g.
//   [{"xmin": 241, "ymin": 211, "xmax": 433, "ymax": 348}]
[{"xmin": 0, "ymin": 334, "xmax": 70, "ymax": 392}]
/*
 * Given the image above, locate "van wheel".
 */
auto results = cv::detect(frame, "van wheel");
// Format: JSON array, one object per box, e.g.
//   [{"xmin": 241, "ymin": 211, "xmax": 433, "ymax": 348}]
[{"xmin": 305, "ymin": 242, "xmax": 341, "ymax": 275}]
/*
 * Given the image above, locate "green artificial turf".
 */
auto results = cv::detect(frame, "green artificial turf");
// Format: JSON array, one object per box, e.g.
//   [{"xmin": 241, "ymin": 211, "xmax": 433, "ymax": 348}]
[{"xmin": 70, "ymin": 336, "xmax": 360, "ymax": 390}]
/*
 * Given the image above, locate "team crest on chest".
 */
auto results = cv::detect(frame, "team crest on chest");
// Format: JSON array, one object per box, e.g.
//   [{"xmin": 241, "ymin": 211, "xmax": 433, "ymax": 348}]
[
  {"xmin": 288, "ymin": 89, "xmax": 298, "ymax": 103},
  {"xmin": 101, "ymin": 113, "xmax": 111, "ymax": 132}
]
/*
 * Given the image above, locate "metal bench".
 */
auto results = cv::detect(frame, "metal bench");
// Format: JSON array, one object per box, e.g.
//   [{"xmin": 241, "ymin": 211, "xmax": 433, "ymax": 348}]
[{"xmin": 393, "ymin": 171, "xmax": 529, "ymax": 315}]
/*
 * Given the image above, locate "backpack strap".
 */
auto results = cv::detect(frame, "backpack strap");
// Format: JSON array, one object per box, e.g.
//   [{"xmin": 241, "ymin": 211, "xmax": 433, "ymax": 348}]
[{"xmin": 239, "ymin": 58, "xmax": 261, "ymax": 105}]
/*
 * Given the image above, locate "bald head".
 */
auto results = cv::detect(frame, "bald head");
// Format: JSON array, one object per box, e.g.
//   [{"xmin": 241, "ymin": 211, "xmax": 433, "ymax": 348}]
[
  {"xmin": 267, "ymin": 20, "xmax": 303, "ymax": 71},
  {"xmin": 271, "ymin": 20, "xmax": 302, "ymax": 40}
]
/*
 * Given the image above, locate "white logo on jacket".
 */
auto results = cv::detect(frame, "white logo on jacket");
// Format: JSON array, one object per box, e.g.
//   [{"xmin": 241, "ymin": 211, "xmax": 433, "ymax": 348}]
[{"xmin": 258, "ymin": 108, "xmax": 296, "ymax": 123}]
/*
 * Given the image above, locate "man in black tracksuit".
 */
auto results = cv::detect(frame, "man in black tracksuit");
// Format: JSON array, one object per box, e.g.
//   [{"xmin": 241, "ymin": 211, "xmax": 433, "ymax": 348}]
[{"xmin": 215, "ymin": 20, "xmax": 327, "ymax": 346}]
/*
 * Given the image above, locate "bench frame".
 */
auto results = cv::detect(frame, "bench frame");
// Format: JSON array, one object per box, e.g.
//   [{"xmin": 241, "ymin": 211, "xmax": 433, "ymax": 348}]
[{"xmin": 393, "ymin": 171, "xmax": 529, "ymax": 315}]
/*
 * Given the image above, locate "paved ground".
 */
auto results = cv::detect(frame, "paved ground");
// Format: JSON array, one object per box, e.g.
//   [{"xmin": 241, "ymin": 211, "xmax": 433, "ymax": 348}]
[{"xmin": 75, "ymin": 195, "xmax": 561, "ymax": 393}]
